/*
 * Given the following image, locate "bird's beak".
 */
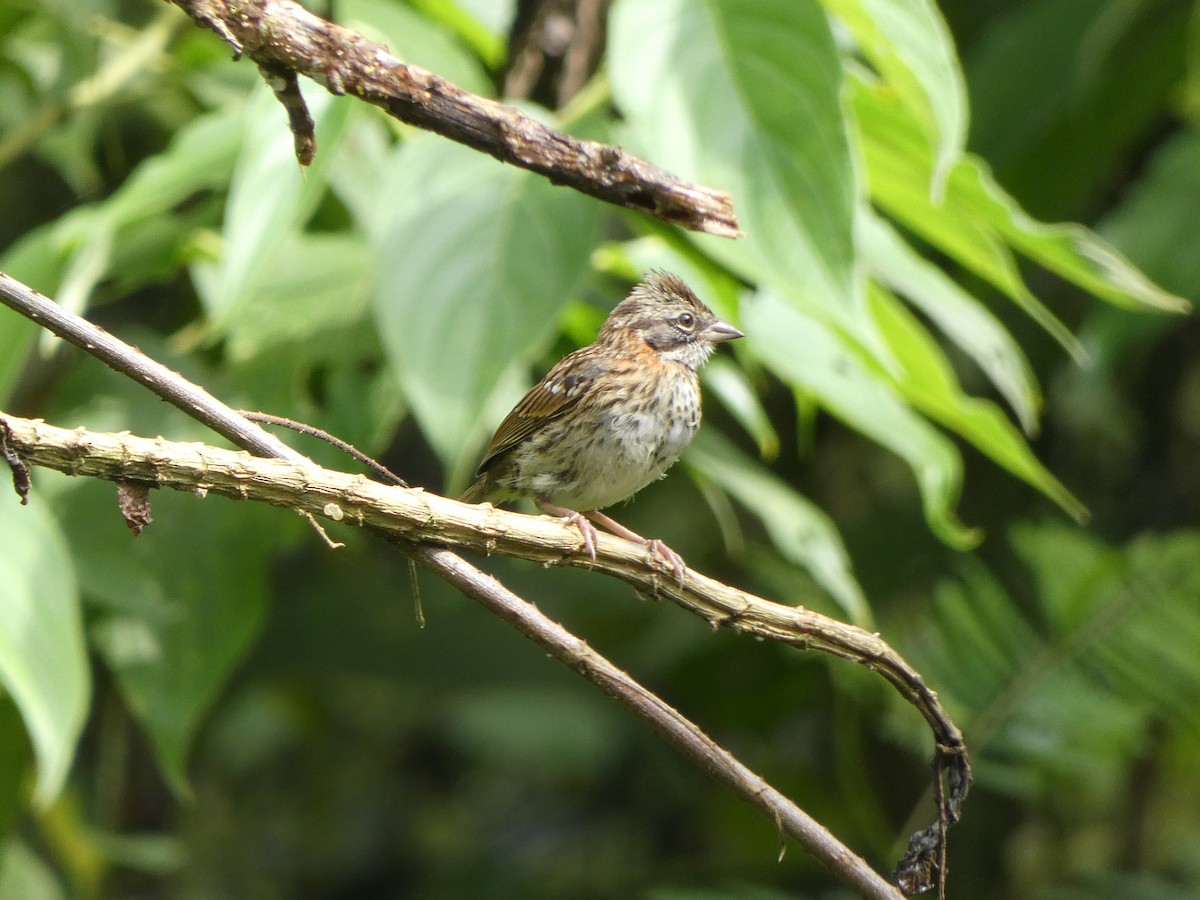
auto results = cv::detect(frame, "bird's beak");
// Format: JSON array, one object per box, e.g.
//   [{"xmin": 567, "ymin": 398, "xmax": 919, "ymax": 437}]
[{"xmin": 704, "ymin": 320, "xmax": 744, "ymax": 343}]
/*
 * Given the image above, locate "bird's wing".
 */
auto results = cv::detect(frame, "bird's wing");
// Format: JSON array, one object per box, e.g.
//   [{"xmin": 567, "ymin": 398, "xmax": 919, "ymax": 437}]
[{"xmin": 476, "ymin": 346, "xmax": 609, "ymax": 473}]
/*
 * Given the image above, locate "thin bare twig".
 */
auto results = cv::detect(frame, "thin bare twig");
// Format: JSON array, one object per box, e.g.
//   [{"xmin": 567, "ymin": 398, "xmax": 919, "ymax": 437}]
[
  {"xmin": 239, "ymin": 409, "xmax": 407, "ymax": 486},
  {"xmin": 163, "ymin": 0, "xmax": 742, "ymax": 237}
]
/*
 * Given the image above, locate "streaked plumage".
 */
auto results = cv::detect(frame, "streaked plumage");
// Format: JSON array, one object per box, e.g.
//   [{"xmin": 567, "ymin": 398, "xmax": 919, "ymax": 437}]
[{"xmin": 460, "ymin": 271, "xmax": 742, "ymax": 572}]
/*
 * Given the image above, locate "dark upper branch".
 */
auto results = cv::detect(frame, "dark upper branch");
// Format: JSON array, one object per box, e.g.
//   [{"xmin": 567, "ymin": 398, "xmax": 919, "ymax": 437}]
[{"xmin": 164, "ymin": 0, "xmax": 743, "ymax": 238}]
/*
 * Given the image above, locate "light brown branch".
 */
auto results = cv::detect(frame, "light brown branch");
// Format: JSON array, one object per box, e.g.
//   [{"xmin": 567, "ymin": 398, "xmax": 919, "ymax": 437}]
[
  {"xmin": 2, "ymin": 412, "xmax": 964, "ymax": 751},
  {"xmin": 0, "ymin": 418, "xmax": 900, "ymax": 899},
  {"xmin": 1, "ymin": 269, "xmax": 959, "ymax": 894},
  {"xmin": 163, "ymin": 0, "xmax": 742, "ymax": 237}
]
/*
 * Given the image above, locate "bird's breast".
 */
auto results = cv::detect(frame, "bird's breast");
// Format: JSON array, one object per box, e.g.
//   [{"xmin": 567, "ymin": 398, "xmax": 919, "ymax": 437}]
[{"xmin": 556, "ymin": 368, "xmax": 699, "ymax": 509}]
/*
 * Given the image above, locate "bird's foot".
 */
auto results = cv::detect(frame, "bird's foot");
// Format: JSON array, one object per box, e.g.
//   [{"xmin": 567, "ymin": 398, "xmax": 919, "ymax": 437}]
[
  {"xmin": 642, "ymin": 539, "xmax": 687, "ymax": 586},
  {"xmin": 536, "ymin": 499, "xmax": 599, "ymax": 563},
  {"xmin": 586, "ymin": 510, "xmax": 687, "ymax": 585}
]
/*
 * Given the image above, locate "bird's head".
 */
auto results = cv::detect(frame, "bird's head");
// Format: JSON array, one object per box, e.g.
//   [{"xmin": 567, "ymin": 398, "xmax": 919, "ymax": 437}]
[{"xmin": 599, "ymin": 271, "xmax": 743, "ymax": 369}]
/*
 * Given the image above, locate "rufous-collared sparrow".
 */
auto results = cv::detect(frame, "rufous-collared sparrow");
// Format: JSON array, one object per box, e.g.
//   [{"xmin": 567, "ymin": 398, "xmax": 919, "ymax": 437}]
[{"xmin": 460, "ymin": 271, "xmax": 743, "ymax": 577}]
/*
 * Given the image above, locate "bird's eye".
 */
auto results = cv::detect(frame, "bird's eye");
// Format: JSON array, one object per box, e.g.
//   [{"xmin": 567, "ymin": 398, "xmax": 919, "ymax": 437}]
[{"xmin": 677, "ymin": 312, "xmax": 696, "ymax": 330}]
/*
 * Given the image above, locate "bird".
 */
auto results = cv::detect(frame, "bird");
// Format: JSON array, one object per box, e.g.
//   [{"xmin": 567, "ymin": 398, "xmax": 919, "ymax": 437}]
[{"xmin": 460, "ymin": 271, "xmax": 743, "ymax": 579}]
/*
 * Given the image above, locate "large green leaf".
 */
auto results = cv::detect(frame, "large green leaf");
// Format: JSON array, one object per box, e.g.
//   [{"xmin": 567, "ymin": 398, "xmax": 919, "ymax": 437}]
[
  {"xmin": 853, "ymin": 73, "xmax": 1188, "ymax": 354},
  {"xmin": 822, "ymin": 0, "xmax": 967, "ymax": 194},
  {"xmin": 219, "ymin": 233, "xmax": 375, "ymax": 362},
  {"xmin": 0, "ymin": 315, "xmax": 34, "ymax": 406},
  {"xmin": 0, "ymin": 839, "xmax": 66, "ymax": 900},
  {"xmin": 869, "ymin": 283, "xmax": 1085, "ymax": 521},
  {"xmin": 608, "ymin": 0, "xmax": 859, "ymax": 320},
  {"xmin": 853, "ymin": 73, "xmax": 1080, "ymax": 359},
  {"xmin": 370, "ymin": 134, "xmax": 599, "ymax": 487},
  {"xmin": 407, "ymin": 0, "xmax": 510, "ymax": 68},
  {"xmin": 859, "ymin": 210, "xmax": 1040, "ymax": 434},
  {"xmin": 742, "ymin": 288, "xmax": 977, "ymax": 548},
  {"xmin": 101, "ymin": 107, "xmax": 244, "ymax": 229},
  {"xmin": 700, "ymin": 357, "xmax": 780, "ymax": 461},
  {"xmin": 0, "ymin": 498, "xmax": 88, "ymax": 806},
  {"xmin": 53, "ymin": 478, "xmax": 280, "ymax": 796},
  {"xmin": 956, "ymin": 163, "xmax": 1190, "ymax": 316},
  {"xmin": 209, "ymin": 85, "xmax": 354, "ymax": 326}
]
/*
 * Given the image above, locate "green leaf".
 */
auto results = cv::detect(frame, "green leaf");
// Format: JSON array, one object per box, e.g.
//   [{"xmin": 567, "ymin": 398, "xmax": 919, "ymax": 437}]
[
  {"xmin": 0, "ymin": 839, "xmax": 66, "ymax": 900},
  {"xmin": 209, "ymin": 85, "xmax": 354, "ymax": 325},
  {"xmin": 852, "ymin": 74, "xmax": 1082, "ymax": 359},
  {"xmin": 0, "ymin": 498, "xmax": 89, "ymax": 807},
  {"xmin": 1008, "ymin": 523, "xmax": 1119, "ymax": 635},
  {"xmin": 609, "ymin": 0, "xmax": 859, "ymax": 318},
  {"xmin": 700, "ymin": 357, "xmax": 779, "ymax": 461},
  {"xmin": 686, "ymin": 430, "xmax": 870, "ymax": 626},
  {"xmin": 326, "ymin": 117, "xmax": 396, "ymax": 237},
  {"xmin": 822, "ymin": 0, "xmax": 967, "ymax": 194},
  {"xmin": 854, "ymin": 73, "xmax": 1189, "ymax": 350},
  {"xmin": 859, "ymin": 211, "xmax": 1041, "ymax": 434},
  {"xmin": 0, "ymin": 105, "xmax": 243, "ymax": 349},
  {"xmin": 742, "ymin": 288, "xmax": 978, "ymax": 548},
  {"xmin": 221, "ymin": 233, "xmax": 375, "ymax": 361},
  {"xmin": 57, "ymin": 481, "xmax": 280, "ymax": 796},
  {"xmin": 957, "ymin": 162, "xmax": 1190, "ymax": 316},
  {"xmin": 102, "ymin": 107, "xmax": 244, "ymax": 227},
  {"xmin": 369, "ymin": 134, "xmax": 599, "ymax": 486},
  {"xmin": 0, "ymin": 314, "xmax": 34, "ymax": 405},
  {"xmin": 903, "ymin": 527, "xmax": 1200, "ymax": 800},
  {"xmin": 405, "ymin": 0, "xmax": 510, "ymax": 68},
  {"xmin": 868, "ymin": 283, "xmax": 1086, "ymax": 522}
]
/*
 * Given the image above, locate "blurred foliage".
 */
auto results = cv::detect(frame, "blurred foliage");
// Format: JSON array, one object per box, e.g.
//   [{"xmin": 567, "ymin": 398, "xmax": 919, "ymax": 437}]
[{"xmin": 0, "ymin": 0, "xmax": 1197, "ymax": 897}]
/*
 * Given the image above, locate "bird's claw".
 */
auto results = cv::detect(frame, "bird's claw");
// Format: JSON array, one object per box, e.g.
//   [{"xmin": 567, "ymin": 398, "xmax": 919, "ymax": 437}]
[
  {"xmin": 562, "ymin": 511, "xmax": 599, "ymax": 564},
  {"xmin": 535, "ymin": 499, "xmax": 599, "ymax": 564},
  {"xmin": 645, "ymin": 539, "xmax": 687, "ymax": 585}
]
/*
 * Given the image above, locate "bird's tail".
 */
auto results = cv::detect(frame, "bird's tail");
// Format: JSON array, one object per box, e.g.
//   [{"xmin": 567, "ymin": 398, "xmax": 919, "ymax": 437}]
[{"xmin": 458, "ymin": 473, "xmax": 493, "ymax": 504}]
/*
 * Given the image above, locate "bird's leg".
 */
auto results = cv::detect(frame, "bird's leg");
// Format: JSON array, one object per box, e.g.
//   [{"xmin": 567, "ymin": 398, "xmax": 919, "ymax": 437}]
[
  {"xmin": 535, "ymin": 498, "xmax": 600, "ymax": 563},
  {"xmin": 585, "ymin": 510, "xmax": 687, "ymax": 585}
]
